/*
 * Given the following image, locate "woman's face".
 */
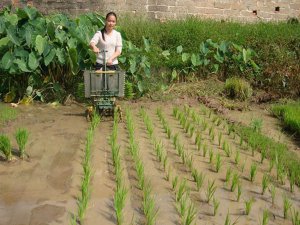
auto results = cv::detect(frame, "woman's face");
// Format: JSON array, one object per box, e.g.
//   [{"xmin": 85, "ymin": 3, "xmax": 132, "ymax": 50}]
[{"xmin": 105, "ymin": 15, "xmax": 116, "ymax": 30}]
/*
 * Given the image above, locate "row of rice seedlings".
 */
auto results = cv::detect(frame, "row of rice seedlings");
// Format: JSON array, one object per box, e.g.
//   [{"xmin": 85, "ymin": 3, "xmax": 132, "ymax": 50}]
[
  {"xmin": 126, "ymin": 109, "xmax": 158, "ymax": 225},
  {"xmin": 110, "ymin": 111, "xmax": 128, "ymax": 225},
  {"xmin": 0, "ymin": 128, "xmax": 29, "ymax": 161},
  {"xmin": 75, "ymin": 112, "xmax": 100, "ymax": 224},
  {"xmin": 144, "ymin": 108, "xmax": 198, "ymax": 225},
  {"xmin": 157, "ymin": 108, "xmax": 172, "ymax": 139}
]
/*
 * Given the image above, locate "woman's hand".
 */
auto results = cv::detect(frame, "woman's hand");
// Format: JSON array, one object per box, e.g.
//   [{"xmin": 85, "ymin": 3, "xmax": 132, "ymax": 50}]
[
  {"xmin": 106, "ymin": 58, "xmax": 113, "ymax": 65},
  {"xmin": 92, "ymin": 46, "xmax": 100, "ymax": 54}
]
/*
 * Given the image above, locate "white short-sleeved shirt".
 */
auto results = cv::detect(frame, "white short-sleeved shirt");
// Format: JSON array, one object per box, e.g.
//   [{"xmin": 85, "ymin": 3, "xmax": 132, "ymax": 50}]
[{"xmin": 90, "ymin": 29, "xmax": 122, "ymax": 65}]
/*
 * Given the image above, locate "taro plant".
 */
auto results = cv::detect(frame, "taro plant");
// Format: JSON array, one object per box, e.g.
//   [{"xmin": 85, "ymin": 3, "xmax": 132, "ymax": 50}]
[
  {"xmin": 15, "ymin": 128, "xmax": 29, "ymax": 159},
  {"xmin": 0, "ymin": 134, "xmax": 12, "ymax": 161}
]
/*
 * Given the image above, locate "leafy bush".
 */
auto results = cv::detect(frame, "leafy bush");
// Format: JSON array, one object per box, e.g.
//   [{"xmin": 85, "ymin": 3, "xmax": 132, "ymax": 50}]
[{"xmin": 224, "ymin": 77, "xmax": 253, "ymax": 100}]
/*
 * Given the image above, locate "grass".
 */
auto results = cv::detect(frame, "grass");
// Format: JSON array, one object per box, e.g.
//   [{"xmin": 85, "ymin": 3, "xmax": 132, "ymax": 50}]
[
  {"xmin": 0, "ymin": 104, "xmax": 17, "ymax": 125},
  {"xmin": 271, "ymin": 101, "xmax": 300, "ymax": 137},
  {"xmin": 0, "ymin": 134, "xmax": 12, "ymax": 161},
  {"xmin": 233, "ymin": 124, "xmax": 300, "ymax": 186}
]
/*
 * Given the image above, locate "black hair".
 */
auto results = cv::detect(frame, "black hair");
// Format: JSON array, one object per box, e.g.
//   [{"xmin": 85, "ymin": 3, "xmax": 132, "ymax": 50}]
[{"xmin": 101, "ymin": 12, "xmax": 117, "ymax": 41}]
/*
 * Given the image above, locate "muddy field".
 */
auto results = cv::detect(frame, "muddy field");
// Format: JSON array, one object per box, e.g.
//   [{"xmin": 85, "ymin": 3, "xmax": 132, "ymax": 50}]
[{"xmin": 0, "ymin": 100, "xmax": 299, "ymax": 225}]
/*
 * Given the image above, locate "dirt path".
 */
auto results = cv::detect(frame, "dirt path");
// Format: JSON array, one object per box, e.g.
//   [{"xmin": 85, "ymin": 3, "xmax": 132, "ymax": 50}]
[{"xmin": 0, "ymin": 104, "xmax": 87, "ymax": 225}]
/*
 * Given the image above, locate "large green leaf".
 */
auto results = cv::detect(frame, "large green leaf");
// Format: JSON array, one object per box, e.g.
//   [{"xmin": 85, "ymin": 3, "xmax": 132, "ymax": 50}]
[
  {"xmin": 182, "ymin": 53, "xmax": 189, "ymax": 62},
  {"xmin": 56, "ymin": 48, "xmax": 65, "ymax": 64},
  {"xmin": 14, "ymin": 58, "xmax": 30, "ymax": 72},
  {"xmin": 25, "ymin": 26, "xmax": 32, "ymax": 47},
  {"xmin": 28, "ymin": 52, "xmax": 39, "ymax": 70},
  {"xmin": 5, "ymin": 14, "xmax": 18, "ymax": 26},
  {"xmin": 44, "ymin": 48, "xmax": 56, "ymax": 66},
  {"xmin": 55, "ymin": 29, "xmax": 67, "ymax": 44},
  {"xmin": 0, "ymin": 18, "xmax": 6, "ymax": 34},
  {"xmin": 177, "ymin": 45, "xmax": 183, "ymax": 54},
  {"xmin": 2, "ymin": 52, "xmax": 13, "ymax": 70},
  {"xmin": 0, "ymin": 37, "xmax": 10, "ymax": 48},
  {"xmin": 6, "ymin": 26, "xmax": 21, "ymax": 46},
  {"xmin": 68, "ymin": 47, "xmax": 78, "ymax": 74},
  {"xmin": 24, "ymin": 7, "xmax": 38, "ymax": 20},
  {"xmin": 162, "ymin": 50, "xmax": 170, "ymax": 59},
  {"xmin": 35, "ymin": 35, "xmax": 46, "ymax": 55},
  {"xmin": 47, "ymin": 21, "xmax": 55, "ymax": 40},
  {"xmin": 129, "ymin": 58, "xmax": 137, "ymax": 74}
]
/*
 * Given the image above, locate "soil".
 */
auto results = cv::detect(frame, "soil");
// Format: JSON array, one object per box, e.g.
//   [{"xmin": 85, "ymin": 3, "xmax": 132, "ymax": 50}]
[{"xmin": 0, "ymin": 99, "xmax": 299, "ymax": 225}]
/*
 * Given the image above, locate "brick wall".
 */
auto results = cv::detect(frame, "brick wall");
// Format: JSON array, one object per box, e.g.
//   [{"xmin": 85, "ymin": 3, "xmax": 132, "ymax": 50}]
[{"xmin": 1, "ymin": 0, "xmax": 299, "ymax": 22}]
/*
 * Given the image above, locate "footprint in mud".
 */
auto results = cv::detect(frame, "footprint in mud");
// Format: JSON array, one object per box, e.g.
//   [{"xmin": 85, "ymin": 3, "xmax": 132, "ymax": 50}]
[{"xmin": 29, "ymin": 204, "xmax": 65, "ymax": 225}]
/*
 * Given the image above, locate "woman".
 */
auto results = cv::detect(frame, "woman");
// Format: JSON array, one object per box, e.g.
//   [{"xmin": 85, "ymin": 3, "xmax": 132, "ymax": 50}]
[{"xmin": 90, "ymin": 12, "xmax": 122, "ymax": 71}]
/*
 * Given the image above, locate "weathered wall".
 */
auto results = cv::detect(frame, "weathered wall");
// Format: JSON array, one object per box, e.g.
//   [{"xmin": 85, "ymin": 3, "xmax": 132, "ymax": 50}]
[{"xmin": 1, "ymin": 0, "xmax": 300, "ymax": 21}]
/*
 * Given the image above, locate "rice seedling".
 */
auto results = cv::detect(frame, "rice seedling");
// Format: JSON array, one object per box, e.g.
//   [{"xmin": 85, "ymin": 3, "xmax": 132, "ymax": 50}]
[
  {"xmin": 183, "ymin": 201, "xmax": 197, "ymax": 225},
  {"xmin": 291, "ymin": 208, "xmax": 300, "ymax": 225},
  {"xmin": 177, "ymin": 194, "xmax": 188, "ymax": 219},
  {"xmin": 176, "ymin": 179, "xmax": 188, "ymax": 202},
  {"xmin": 215, "ymin": 153, "xmax": 221, "ymax": 173},
  {"xmin": 165, "ymin": 166, "xmax": 171, "ymax": 181},
  {"xmin": 224, "ymin": 211, "xmax": 238, "ymax": 225},
  {"xmin": 173, "ymin": 107, "xmax": 179, "ymax": 119},
  {"xmin": 173, "ymin": 133, "xmax": 179, "ymax": 148},
  {"xmin": 268, "ymin": 159, "xmax": 274, "ymax": 173},
  {"xmin": 186, "ymin": 154, "xmax": 193, "ymax": 171},
  {"xmin": 251, "ymin": 146, "xmax": 255, "ymax": 157},
  {"xmin": 230, "ymin": 173, "xmax": 239, "ymax": 192},
  {"xmin": 218, "ymin": 132, "xmax": 222, "ymax": 146},
  {"xmin": 237, "ymin": 183, "xmax": 242, "ymax": 202},
  {"xmin": 114, "ymin": 185, "xmax": 128, "ymax": 225},
  {"xmin": 163, "ymin": 154, "xmax": 168, "ymax": 170},
  {"xmin": 184, "ymin": 121, "xmax": 192, "ymax": 134},
  {"xmin": 195, "ymin": 132, "xmax": 202, "ymax": 146},
  {"xmin": 228, "ymin": 124, "xmax": 234, "ymax": 136},
  {"xmin": 216, "ymin": 118, "xmax": 222, "ymax": 126},
  {"xmin": 136, "ymin": 160, "xmax": 145, "ymax": 190},
  {"xmin": 213, "ymin": 197, "xmax": 220, "ymax": 216},
  {"xmin": 241, "ymin": 159, "xmax": 246, "ymax": 172},
  {"xmin": 206, "ymin": 180, "xmax": 217, "ymax": 203},
  {"xmin": 261, "ymin": 147, "xmax": 267, "ymax": 164},
  {"xmin": 166, "ymin": 126, "xmax": 172, "ymax": 139},
  {"xmin": 276, "ymin": 163, "xmax": 286, "ymax": 185},
  {"xmin": 209, "ymin": 149, "xmax": 214, "ymax": 164},
  {"xmin": 289, "ymin": 170, "xmax": 296, "ymax": 193},
  {"xmin": 245, "ymin": 198, "xmax": 254, "ymax": 215},
  {"xmin": 208, "ymin": 110, "xmax": 212, "ymax": 118},
  {"xmin": 225, "ymin": 167, "xmax": 232, "ymax": 187},
  {"xmin": 223, "ymin": 141, "xmax": 231, "ymax": 157},
  {"xmin": 250, "ymin": 163, "xmax": 257, "ymax": 182},
  {"xmin": 202, "ymin": 120, "xmax": 208, "ymax": 131},
  {"xmin": 192, "ymin": 169, "xmax": 205, "ymax": 191},
  {"xmin": 239, "ymin": 135, "xmax": 243, "ymax": 146},
  {"xmin": 261, "ymin": 174, "xmax": 269, "ymax": 195},
  {"xmin": 283, "ymin": 195, "xmax": 292, "ymax": 219},
  {"xmin": 209, "ymin": 126, "xmax": 213, "ymax": 137},
  {"xmin": 15, "ymin": 128, "xmax": 29, "ymax": 159},
  {"xmin": 261, "ymin": 209, "xmax": 269, "ymax": 225},
  {"xmin": 202, "ymin": 144, "xmax": 208, "ymax": 157},
  {"xmin": 172, "ymin": 175, "xmax": 179, "ymax": 190},
  {"xmin": 234, "ymin": 150, "xmax": 240, "ymax": 165},
  {"xmin": 143, "ymin": 184, "xmax": 158, "ymax": 225},
  {"xmin": 269, "ymin": 185, "xmax": 276, "ymax": 205},
  {"xmin": 188, "ymin": 125, "xmax": 195, "ymax": 138},
  {"xmin": 0, "ymin": 135, "xmax": 12, "ymax": 161}
]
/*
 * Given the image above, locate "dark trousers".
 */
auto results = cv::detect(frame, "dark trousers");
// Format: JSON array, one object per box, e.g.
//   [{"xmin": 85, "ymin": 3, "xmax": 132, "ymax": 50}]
[{"xmin": 95, "ymin": 63, "xmax": 119, "ymax": 71}]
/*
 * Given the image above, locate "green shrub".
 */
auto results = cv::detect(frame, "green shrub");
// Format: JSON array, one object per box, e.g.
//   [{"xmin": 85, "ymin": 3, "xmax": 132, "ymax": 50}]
[{"xmin": 224, "ymin": 77, "xmax": 253, "ymax": 101}]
